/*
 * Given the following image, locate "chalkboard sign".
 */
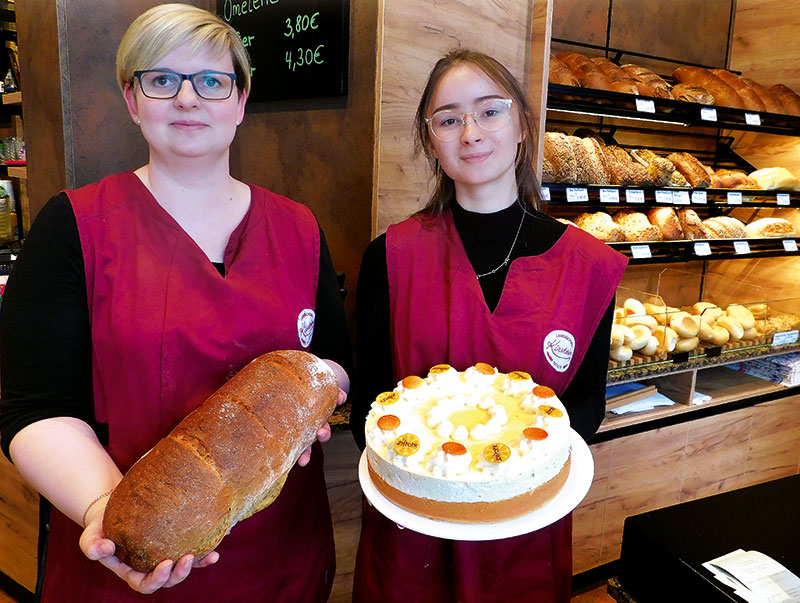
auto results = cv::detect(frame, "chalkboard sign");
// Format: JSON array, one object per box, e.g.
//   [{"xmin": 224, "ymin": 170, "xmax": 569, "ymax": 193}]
[{"xmin": 218, "ymin": 0, "xmax": 349, "ymax": 104}]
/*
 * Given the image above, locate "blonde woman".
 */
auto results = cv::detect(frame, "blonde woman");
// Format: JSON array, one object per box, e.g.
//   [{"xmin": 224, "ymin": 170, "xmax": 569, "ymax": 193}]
[{"xmin": 0, "ymin": 5, "xmax": 350, "ymax": 600}]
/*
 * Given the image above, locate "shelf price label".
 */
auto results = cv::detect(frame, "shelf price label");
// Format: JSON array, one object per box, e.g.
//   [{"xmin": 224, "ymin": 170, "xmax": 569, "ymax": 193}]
[
  {"xmin": 772, "ymin": 330, "xmax": 799, "ymax": 347},
  {"xmin": 625, "ymin": 189, "xmax": 645, "ymax": 204},
  {"xmin": 744, "ymin": 112, "xmax": 762, "ymax": 126},
  {"xmin": 630, "ymin": 244, "xmax": 652, "ymax": 259},
  {"xmin": 783, "ymin": 239, "xmax": 798, "ymax": 252},
  {"xmin": 672, "ymin": 190, "xmax": 690, "ymax": 205},
  {"xmin": 635, "ymin": 98, "xmax": 656, "ymax": 113},
  {"xmin": 693, "ymin": 242, "xmax": 712, "ymax": 256},
  {"xmin": 540, "ymin": 187, "xmax": 551, "ymax": 201},
  {"xmin": 655, "ymin": 190, "xmax": 673, "ymax": 204},
  {"xmin": 734, "ymin": 240, "xmax": 751, "ymax": 254},
  {"xmin": 700, "ymin": 107, "xmax": 718, "ymax": 121},
  {"xmin": 777, "ymin": 193, "xmax": 791, "ymax": 206},
  {"xmin": 566, "ymin": 187, "xmax": 589, "ymax": 202},
  {"xmin": 727, "ymin": 191, "xmax": 743, "ymax": 205},
  {"xmin": 599, "ymin": 188, "xmax": 620, "ymax": 203},
  {"xmin": 691, "ymin": 190, "xmax": 708, "ymax": 204}
]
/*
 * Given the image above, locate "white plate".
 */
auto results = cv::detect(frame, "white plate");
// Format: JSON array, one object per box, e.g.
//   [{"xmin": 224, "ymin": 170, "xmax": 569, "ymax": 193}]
[{"xmin": 358, "ymin": 429, "xmax": 593, "ymax": 540}]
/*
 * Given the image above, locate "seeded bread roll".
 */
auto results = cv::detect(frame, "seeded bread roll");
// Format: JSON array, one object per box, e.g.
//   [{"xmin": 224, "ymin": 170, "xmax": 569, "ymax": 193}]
[
  {"xmin": 103, "ymin": 350, "xmax": 339, "ymax": 573},
  {"xmin": 574, "ymin": 212, "xmax": 625, "ymax": 242},
  {"xmin": 612, "ymin": 209, "xmax": 663, "ymax": 242}
]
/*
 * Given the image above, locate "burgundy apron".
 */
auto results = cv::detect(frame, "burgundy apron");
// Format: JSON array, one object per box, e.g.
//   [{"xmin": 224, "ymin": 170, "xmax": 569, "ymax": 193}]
[
  {"xmin": 41, "ymin": 172, "xmax": 335, "ymax": 602},
  {"xmin": 354, "ymin": 212, "xmax": 626, "ymax": 603}
]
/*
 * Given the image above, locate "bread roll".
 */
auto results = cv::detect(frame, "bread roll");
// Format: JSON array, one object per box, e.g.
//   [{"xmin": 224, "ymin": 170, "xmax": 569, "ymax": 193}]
[
  {"xmin": 769, "ymin": 84, "xmax": 800, "ymax": 116},
  {"xmin": 671, "ymin": 83, "xmax": 715, "ymax": 105},
  {"xmin": 621, "ymin": 64, "xmax": 672, "ymax": 99},
  {"xmin": 670, "ymin": 312, "xmax": 700, "ymax": 338},
  {"xmin": 612, "ymin": 208, "xmax": 663, "ymax": 242},
  {"xmin": 625, "ymin": 314, "xmax": 659, "ymax": 330},
  {"xmin": 574, "ymin": 212, "xmax": 625, "ymax": 242},
  {"xmin": 623, "ymin": 297, "xmax": 646, "ymax": 316},
  {"xmin": 640, "ymin": 336, "xmax": 659, "ymax": 356},
  {"xmin": 610, "ymin": 345, "xmax": 633, "ymax": 362},
  {"xmin": 708, "ymin": 325, "xmax": 730, "ymax": 345},
  {"xmin": 740, "ymin": 78, "xmax": 786, "ymax": 115},
  {"xmin": 744, "ymin": 217, "xmax": 796, "ymax": 238},
  {"xmin": 103, "ymin": 350, "xmax": 339, "ymax": 573},
  {"xmin": 675, "ymin": 337, "xmax": 699, "ymax": 353},
  {"xmin": 717, "ymin": 316, "xmax": 744, "ymax": 341},
  {"xmin": 654, "ymin": 326, "xmax": 679, "ymax": 353},
  {"xmin": 666, "ymin": 152, "xmax": 712, "ymax": 188},
  {"xmin": 749, "ymin": 167, "xmax": 800, "ymax": 191},
  {"xmin": 672, "ymin": 67, "xmax": 745, "ymax": 108},
  {"xmin": 549, "ymin": 55, "xmax": 581, "ymax": 87},
  {"xmin": 647, "ymin": 207, "xmax": 684, "ymax": 240},
  {"xmin": 726, "ymin": 304, "xmax": 755, "ymax": 330},
  {"xmin": 610, "ymin": 324, "xmax": 625, "ymax": 348},
  {"xmin": 629, "ymin": 325, "xmax": 652, "ymax": 350},
  {"xmin": 709, "ymin": 69, "xmax": 767, "ymax": 113}
]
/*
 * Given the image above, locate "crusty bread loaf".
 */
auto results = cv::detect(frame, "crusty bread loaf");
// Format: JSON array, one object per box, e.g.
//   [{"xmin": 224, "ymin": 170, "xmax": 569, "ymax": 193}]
[
  {"xmin": 604, "ymin": 145, "xmax": 653, "ymax": 186},
  {"xmin": 574, "ymin": 212, "xmax": 625, "ymax": 242},
  {"xmin": 629, "ymin": 149, "xmax": 675, "ymax": 187},
  {"xmin": 709, "ymin": 69, "xmax": 766, "ymax": 113},
  {"xmin": 677, "ymin": 208, "xmax": 714, "ymax": 240},
  {"xmin": 103, "ymin": 350, "xmax": 339, "ymax": 573},
  {"xmin": 612, "ymin": 209, "xmax": 663, "ymax": 242},
  {"xmin": 673, "ymin": 67, "xmax": 745, "ymax": 108},
  {"xmin": 543, "ymin": 132, "xmax": 578, "ymax": 184},
  {"xmin": 671, "ymin": 83, "xmax": 715, "ymax": 105},
  {"xmin": 590, "ymin": 57, "xmax": 639, "ymax": 95},
  {"xmin": 740, "ymin": 78, "xmax": 786, "ymax": 115},
  {"xmin": 769, "ymin": 84, "xmax": 800, "ymax": 116},
  {"xmin": 549, "ymin": 55, "xmax": 581, "ymax": 87},
  {"xmin": 647, "ymin": 207, "xmax": 684, "ymax": 240},
  {"xmin": 620, "ymin": 64, "xmax": 672, "ymax": 99},
  {"xmin": 745, "ymin": 217, "xmax": 796, "ymax": 238},
  {"xmin": 667, "ymin": 152, "xmax": 712, "ymax": 188}
]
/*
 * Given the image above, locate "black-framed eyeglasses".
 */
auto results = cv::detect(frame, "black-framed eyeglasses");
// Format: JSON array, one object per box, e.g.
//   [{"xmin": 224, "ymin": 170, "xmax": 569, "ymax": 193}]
[
  {"xmin": 425, "ymin": 98, "xmax": 514, "ymax": 141},
  {"xmin": 133, "ymin": 70, "xmax": 237, "ymax": 100}
]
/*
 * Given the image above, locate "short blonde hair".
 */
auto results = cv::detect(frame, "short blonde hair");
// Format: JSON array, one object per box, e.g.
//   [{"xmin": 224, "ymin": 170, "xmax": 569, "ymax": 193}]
[{"xmin": 116, "ymin": 3, "xmax": 251, "ymax": 96}]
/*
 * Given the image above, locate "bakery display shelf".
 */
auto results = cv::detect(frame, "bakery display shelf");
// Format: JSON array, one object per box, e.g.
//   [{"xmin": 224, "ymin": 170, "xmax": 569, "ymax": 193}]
[
  {"xmin": 605, "ymin": 340, "xmax": 800, "ymax": 385},
  {"xmin": 547, "ymin": 84, "xmax": 800, "ymax": 137},
  {"xmin": 541, "ymin": 183, "xmax": 798, "ymax": 208},
  {"xmin": 605, "ymin": 237, "xmax": 800, "ymax": 264}
]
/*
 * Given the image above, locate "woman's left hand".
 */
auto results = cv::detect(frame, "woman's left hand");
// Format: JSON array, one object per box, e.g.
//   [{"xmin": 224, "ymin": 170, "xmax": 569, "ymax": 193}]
[{"xmin": 297, "ymin": 387, "xmax": 347, "ymax": 467}]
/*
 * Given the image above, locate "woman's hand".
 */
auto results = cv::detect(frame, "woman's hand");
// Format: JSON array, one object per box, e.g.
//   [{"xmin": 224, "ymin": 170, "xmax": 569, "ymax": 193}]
[
  {"xmin": 297, "ymin": 386, "xmax": 348, "ymax": 467},
  {"xmin": 79, "ymin": 498, "xmax": 219, "ymax": 593}
]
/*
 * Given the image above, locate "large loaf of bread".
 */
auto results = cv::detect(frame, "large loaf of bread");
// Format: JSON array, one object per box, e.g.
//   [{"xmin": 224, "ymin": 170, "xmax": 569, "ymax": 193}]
[{"xmin": 103, "ymin": 350, "xmax": 339, "ymax": 573}]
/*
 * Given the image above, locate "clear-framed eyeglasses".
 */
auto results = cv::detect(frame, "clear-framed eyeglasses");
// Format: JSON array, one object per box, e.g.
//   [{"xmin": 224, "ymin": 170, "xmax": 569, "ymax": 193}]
[
  {"xmin": 425, "ymin": 98, "xmax": 514, "ymax": 141},
  {"xmin": 133, "ymin": 70, "xmax": 237, "ymax": 100}
]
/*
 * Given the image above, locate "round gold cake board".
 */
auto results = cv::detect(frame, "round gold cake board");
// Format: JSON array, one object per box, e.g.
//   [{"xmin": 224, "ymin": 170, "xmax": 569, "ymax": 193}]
[{"xmin": 358, "ymin": 429, "xmax": 594, "ymax": 540}]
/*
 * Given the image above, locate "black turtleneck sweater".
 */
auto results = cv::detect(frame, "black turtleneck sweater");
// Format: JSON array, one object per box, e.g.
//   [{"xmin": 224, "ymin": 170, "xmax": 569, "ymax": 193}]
[{"xmin": 351, "ymin": 202, "xmax": 613, "ymax": 449}]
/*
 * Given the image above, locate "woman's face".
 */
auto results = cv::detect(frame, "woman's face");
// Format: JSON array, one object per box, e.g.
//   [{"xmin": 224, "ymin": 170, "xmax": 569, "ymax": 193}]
[
  {"xmin": 425, "ymin": 63, "xmax": 522, "ymax": 198},
  {"xmin": 124, "ymin": 42, "xmax": 246, "ymax": 163}
]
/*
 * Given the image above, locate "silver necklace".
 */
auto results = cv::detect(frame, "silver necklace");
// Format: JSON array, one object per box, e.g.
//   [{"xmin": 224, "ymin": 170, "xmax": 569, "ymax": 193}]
[{"xmin": 475, "ymin": 210, "xmax": 526, "ymax": 279}]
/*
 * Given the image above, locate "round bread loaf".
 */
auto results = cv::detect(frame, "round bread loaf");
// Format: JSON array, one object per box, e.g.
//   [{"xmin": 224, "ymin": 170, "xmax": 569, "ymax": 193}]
[{"xmin": 103, "ymin": 350, "xmax": 339, "ymax": 573}]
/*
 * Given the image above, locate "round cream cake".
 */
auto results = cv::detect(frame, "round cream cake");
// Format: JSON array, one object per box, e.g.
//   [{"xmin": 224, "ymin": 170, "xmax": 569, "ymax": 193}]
[{"xmin": 364, "ymin": 363, "xmax": 572, "ymax": 523}]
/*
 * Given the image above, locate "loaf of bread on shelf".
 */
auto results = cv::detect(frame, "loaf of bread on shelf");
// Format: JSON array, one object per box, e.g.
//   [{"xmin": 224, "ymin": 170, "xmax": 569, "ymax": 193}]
[
  {"xmin": 702, "ymin": 216, "xmax": 746, "ymax": 239},
  {"xmin": 748, "ymin": 167, "xmax": 800, "ymax": 190},
  {"xmin": 572, "ymin": 136, "xmax": 611, "ymax": 185},
  {"xmin": 647, "ymin": 207, "xmax": 684, "ymax": 240},
  {"xmin": 574, "ymin": 212, "xmax": 625, "ymax": 242},
  {"xmin": 543, "ymin": 132, "xmax": 578, "ymax": 184},
  {"xmin": 620, "ymin": 64, "xmax": 672, "ymax": 99},
  {"xmin": 102, "ymin": 350, "xmax": 339, "ymax": 573},
  {"xmin": 629, "ymin": 149, "xmax": 675, "ymax": 187},
  {"xmin": 542, "ymin": 155, "xmax": 556, "ymax": 184},
  {"xmin": 740, "ymin": 78, "xmax": 786, "ymax": 115},
  {"xmin": 710, "ymin": 169, "xmax": 759, "ymax": 189},
  {"xmin": 604, "ymin": 145, "xmax": 654, "ymax": 186},
  {"xmin": 666, "ymin": 152, "xmax": 712, "ymax": 188},
  {"xmin": 589, "ymin": 57, "xmax": 639, "ymax": 95},
  {"xmin": 549, "ymin": 54, "xmax": 581, "ymax": 87},
  {"xmin": 677, "ymin": 207, "xmax": 715, "ymax": 240},
  {"xmin": 672, "ymin": 67, "xmax": 745, "ymax": 109},
  {"xmin": 557, "ymin": 52, "xmax": 611, "ymax": 91},
  {"xmin": 612, "ymin": 209, "xmax": 663, "ymax": 242},
  {"xmin": 744, "ymin": 217, "xmax": 796, "ymax": 238},
  {"xmin": 709, "ymin": 69, "xmax": 767, "ymax": 113},
  {"xmin": 769, "ymin": 84, "xmax": 800, "ymax": 116},
  {"xmin": 671, "ymin": 83, "xmax": 715, "ymax": 105}
]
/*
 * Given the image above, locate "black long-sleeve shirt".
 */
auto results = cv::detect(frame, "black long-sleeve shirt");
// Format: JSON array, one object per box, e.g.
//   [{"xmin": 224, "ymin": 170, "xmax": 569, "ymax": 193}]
[
  {"xmin": 0, "ymin": 193, "xmax": 353, "ymax": 460},
  {"xmin": 350, "ymin": 201, "xmax": 613, "ymax": 450}
]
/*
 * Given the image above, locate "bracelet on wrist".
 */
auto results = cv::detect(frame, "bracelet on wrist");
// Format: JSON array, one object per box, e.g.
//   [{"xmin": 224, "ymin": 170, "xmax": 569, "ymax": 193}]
[{"xmin": 82, "ymin": 488, "xmax": 114, "ymax": 528}]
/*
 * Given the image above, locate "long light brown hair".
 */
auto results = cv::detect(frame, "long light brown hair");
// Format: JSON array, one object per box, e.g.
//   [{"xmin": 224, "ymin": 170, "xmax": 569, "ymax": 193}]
[{"xmin": 413, "ymin": 49, "xmax": 541, "ymax": 217}]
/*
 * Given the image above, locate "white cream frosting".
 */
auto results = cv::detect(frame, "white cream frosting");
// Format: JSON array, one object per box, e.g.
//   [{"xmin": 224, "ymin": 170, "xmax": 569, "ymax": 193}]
[{"xmin": 365, "ymin": 365, "xmax": 571, "ymax": 504}]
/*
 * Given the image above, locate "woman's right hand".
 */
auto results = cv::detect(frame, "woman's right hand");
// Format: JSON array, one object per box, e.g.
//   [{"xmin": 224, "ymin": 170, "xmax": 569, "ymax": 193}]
[{"xmin": 79, "ymin": 499, "xmax": 219, "ymax": 593}]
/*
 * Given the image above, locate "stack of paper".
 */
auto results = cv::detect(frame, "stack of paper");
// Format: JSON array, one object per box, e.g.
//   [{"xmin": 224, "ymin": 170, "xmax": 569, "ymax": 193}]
[
  {"xmin": 703, "ymin": 549, "xmax": 800, "ymax": 602},
  {"xmin": 728, "ymin": 353, "xmax": 800, "ymax": 387}
]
